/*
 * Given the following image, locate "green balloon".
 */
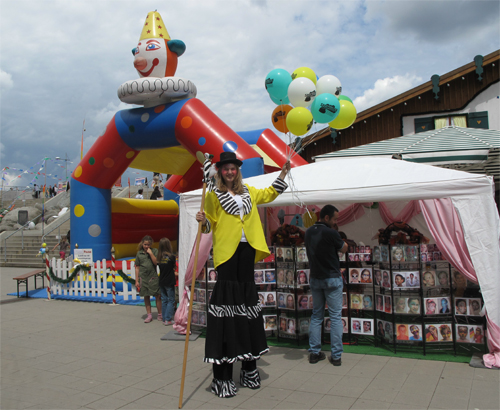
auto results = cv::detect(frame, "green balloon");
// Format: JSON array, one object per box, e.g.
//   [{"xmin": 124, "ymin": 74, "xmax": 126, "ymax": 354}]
[{"xmin": 338, "ymin": 95, "xmax": 353, "ymax": 103}]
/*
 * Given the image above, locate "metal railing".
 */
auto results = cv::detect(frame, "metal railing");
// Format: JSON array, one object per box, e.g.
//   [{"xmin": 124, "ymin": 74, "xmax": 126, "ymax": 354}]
[
  {"xmin": 3, "ymin": 213, "xmax": 42, "ymax": 262},
  {"xmin": 41, "ymin": 211, "xmax": 70, "ymax": 244}
]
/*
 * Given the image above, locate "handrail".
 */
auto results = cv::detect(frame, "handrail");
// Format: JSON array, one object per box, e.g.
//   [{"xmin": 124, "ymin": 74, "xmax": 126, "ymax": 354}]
[
  {"xmin": 41, "ymin": 211, "xmax": 70, "ymax": 244},
  {"xmin": 3, "ymin": 213, "xmax": 42, "ymax": 262}
]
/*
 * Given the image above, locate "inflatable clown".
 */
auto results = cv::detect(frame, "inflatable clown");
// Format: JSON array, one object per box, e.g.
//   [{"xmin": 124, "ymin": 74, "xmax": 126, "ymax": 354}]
[{"xmin": 70, "ymin": 11, "xmax": 307, "ymax": 260}]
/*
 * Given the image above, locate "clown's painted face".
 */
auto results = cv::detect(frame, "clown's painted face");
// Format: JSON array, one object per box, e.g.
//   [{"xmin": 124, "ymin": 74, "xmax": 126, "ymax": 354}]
[{"xmin": 133, "ymin": 38, "xmax": 177, "ymax": 78}]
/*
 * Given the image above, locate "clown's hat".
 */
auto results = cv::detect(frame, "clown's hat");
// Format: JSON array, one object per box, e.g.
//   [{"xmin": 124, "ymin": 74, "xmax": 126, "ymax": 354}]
[{"xmin": 139, "ymin": 11, "xmax": 171, "ymax": 41}]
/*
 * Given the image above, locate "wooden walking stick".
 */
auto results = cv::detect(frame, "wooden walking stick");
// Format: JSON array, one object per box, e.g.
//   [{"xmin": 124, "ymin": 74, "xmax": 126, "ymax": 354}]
[{"xmin": 178, "ymin": 169, "xmax": 210, "ymax": 409}]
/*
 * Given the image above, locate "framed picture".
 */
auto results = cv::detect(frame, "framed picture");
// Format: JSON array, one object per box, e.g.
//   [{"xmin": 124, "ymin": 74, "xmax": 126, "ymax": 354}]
[
  {"xmin": 435, "ymin": 270, "xmax": 450, "ymax": 287},
  {"xmin": 455, "ymin": 298, "xmax": 468, "ymax": 315},
  {"xmin": 258, "ymin": 292, "xmax": 266, "ymax": 307},
  {"xmin": 393, "ymin": 272, "xmax": 406, "ymax": 289},
  {"xmin": 422, "ymin": 270, "xmax": 437, "ymax": 288},
  {"xmin": 296, "ymin": 269, "xmax": 310, "ymax": 287},
  {"xmin": 424, "ymin": 298, "xmax": 438, "ymax": 315},
  {"xmin": 351, "ymin": 319, "xmax": 362, "ymax": 334},
  {"xmin": 396, "ymin": 324, "xmax": 409, "ymax": 341},
  {"xmin": 349, "ymin": 268, "xmax": 360, "ymax": 284},
  {"xmin": 362, "ymin": 319, "xmax": 374, "ymax": 335},
  {"xmin": 286, "ymin": 318, "xmax": 296, "ymax": 334},
  {"xmin": 404, "ymin": 245, "xmax": 418, "ymax": 262},
  {"xmin": 405, "ymin": 271, "xmax": 420, "ymax": 288},
  {"xmin": 360, "ymin": 268, "xmax": 373, "ymax": 284},
  {"xmin": 198, "ymin": 311, "xmax": 207, "ymax": 327},
  {"xmin": 468, "ymin": 298, "xmax": 482, "ymax": 316},
  {"xmin": 375, "ymin": 294, "xmax": 384, "ymax": 312},
  {"xmin": 207, "ymin": 269, "xmax": 217, "ymax": 282},
  {"xmin": 381, "ymin": 270, "xmax": 391, "ymax": 288},
  {"xmin": 264, "ymin": 269, "xmax": 276, "ymax": 284},
  {"xmin": 394, "ymin": 297, "xmax": 408, "ymax": 314},
  {"xmin": 296, "ymin": 246, "xmax": 308, "ymax": 263},
  {"xmin": 254, "ymin": 270, "xmax": 264, "ymax": 284},
  {"xmin": 373, "ymin": 269, "xmax": 382, "ymax": 286},
  {"xmin": 299, "ymin": 318, "xmax": 310, "ymax": 334},
  {"xmin": 384, "ymin": 295, "xmax": 392, "ymax": 314},
  {"xmin": 407, "ymin": 297, "xmax": 421, "ymax": 315},
  {"xmin": 264, "ymin": 292, "xmax": 276, "ymax": 307},
  {"xmin": 297, "ymin": 294, "xmax": 309, "ymax": 310},
  {"xmin": 392, "ymin": 246, "xmax": 405, "ymax": 263},
  {"xmin": 342, "ymin": 292, "xmax": 348, "ymax": 308},
  {"xmin": 276, "ymin": 268, "xmax": 286, "ymax": 287},
  {"xmin": 408, "ymin": 324, "xmax": 422, "ymax": 341},
  {"xmin": 350, "ymin": 293, "xmax": 362, "ymax": 310},
  {"xmin": 362, "ymin": 294, "xmax": 373, "ymax": 310},
  {"xmin": 264, "ymin": 315, "xmax": 277, "ymax": 331},
  {"xmin": 342, "ymin": 317, "xmax": 348, "ymax": 333}
]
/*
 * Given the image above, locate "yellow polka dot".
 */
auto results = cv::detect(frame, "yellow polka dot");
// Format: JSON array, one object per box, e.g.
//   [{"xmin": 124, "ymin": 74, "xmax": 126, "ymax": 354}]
[
  {"xmin": 103, "ymin": 158, "xmax": 115, "ymax": 168},
  {"xmin": 74, "ymin": 166, "xmax": 83, "ymax": 178},
  {"xmin": 181, "ymin": 116, "xmax": 192, "ymax": 129},
  {"xmin": 74, "ymin": 204, "xmax": 85, "ymax": 217},
  {"xmin": 126, "ymin": 151, "xmax": 135, "ymax": 159}
]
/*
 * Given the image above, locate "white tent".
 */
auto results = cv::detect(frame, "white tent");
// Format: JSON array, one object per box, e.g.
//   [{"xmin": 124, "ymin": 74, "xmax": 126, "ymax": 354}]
[{"xmin": 178, "ymin": 157, "xmax": 500, "ymax": 328}]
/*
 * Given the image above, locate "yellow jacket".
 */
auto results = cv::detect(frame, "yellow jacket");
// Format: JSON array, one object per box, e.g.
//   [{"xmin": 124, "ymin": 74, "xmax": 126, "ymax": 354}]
[{"xmin": 204, "ymin": 182, "xmax": 285, "ymax": 268}]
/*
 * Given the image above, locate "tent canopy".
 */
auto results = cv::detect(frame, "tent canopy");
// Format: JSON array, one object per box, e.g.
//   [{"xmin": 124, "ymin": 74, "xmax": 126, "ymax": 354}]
[{"xmin": 178, "ymin": 157, "xmax": 500, "ymax": 325}]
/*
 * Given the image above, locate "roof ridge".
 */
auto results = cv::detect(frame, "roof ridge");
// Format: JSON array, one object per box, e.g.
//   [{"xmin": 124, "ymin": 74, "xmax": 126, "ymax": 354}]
[{"xmin": 454, "ymin": 126, "xmax": 496, "ymax": 148}]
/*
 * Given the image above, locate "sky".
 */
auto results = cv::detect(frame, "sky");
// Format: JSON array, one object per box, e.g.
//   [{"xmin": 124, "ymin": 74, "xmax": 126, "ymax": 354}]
[{"xmin": 1, "ymin": 0, "xmax": 499, "ymax": 190}]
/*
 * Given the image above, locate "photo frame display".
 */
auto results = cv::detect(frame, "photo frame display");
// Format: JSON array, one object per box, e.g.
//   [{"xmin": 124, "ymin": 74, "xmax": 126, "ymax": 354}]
[
  {"xmin": 254, "ymin": 270, "xmax": 265, "ymax": 284},
  {"xmin": 264, "ymin": 269, "xmax": 276, "ymax": 284},
  {"xmin": 424, "ymin": 323, "xmax": 453, "ymax": 342},
  {"xmin": 276, "ymin": 247, "xmax": 294, "ymax": 263},
  {"xmin": 349, "ymin": 268, "xmax": 360, "ymax": 284},
  {"xmin": 278, "ymin": 292, "xmax": 295, "ymax": 310},
  {"xmin": 396, "ymin": 324, "xmax": 423, "ymax": 341},
  {"xmin": 393, "ymin": 271, "xmax": 420, "ymax": 289},
  {"xmin": 404, "ymin": 245, "xmax": 419, "ymax": 262},
  {"xmin": 360, "ymin": 268, "xmax": 373, "ymax": 284},
  {"xmin": 377, "ymin": 320, "xmax": 393, "ymax": 342},
  {"xmin": 391, "ymin": 246, "xmax": 405, "ymax": 263},
  {"xmin": 456, "ymin": 324, "xmax": 484, "ymax": 344},
  {"xmin": 375, "ymin": 294, "xmax": 384, "ymax": 312},
  {"xmin": 350, "ymin": 293, "xmax": 363, "ymax": 310}
]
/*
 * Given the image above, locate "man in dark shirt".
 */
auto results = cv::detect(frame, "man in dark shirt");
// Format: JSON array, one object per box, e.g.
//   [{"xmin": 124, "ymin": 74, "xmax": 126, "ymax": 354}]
[{"xmin": 305, "ymin": 205, "xmax": 348, "ymax": 366}]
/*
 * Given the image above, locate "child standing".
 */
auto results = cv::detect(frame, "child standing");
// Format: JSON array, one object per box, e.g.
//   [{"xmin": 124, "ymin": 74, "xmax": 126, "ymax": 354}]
[
  {"xmin": 135, "ymin": 235, "xmax": 162, "ymax": 323},
  {"xmin": 52, "ymin": 236, "xmax": 69, "ymax": 260},
  {"xmin": 158, "ymin": 238, "xmax": 177, "ymax": 325}
]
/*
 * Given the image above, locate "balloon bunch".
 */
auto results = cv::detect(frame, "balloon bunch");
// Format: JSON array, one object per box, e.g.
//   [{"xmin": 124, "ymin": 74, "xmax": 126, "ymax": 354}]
[{"xmin": 265, "ymin": 67, "xmax": 357, "ymax": 137}]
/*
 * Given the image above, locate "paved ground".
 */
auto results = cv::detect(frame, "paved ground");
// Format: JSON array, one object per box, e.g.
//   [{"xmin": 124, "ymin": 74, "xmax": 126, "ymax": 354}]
[{"xmin": 1, "ymin": 267, "xmax": 499, "ymax": 410}]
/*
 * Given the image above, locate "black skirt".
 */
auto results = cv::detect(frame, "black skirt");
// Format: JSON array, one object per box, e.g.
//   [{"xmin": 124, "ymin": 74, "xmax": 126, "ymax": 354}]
[{"xmin": 204, "ymin": 242, "xmax": 268, "ymax": 364}]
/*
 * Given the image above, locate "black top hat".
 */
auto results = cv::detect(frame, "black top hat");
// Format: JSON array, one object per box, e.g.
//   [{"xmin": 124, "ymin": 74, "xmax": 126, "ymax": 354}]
[{"xmin": 216, "ymin": 152, "xmax": 243, "ymax": 168}]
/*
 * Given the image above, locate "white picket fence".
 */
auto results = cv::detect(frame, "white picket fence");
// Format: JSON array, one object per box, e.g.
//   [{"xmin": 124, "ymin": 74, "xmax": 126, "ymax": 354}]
[{"xmin": 48, "ymin": 258, "xmax": 143, "ymax": 301}]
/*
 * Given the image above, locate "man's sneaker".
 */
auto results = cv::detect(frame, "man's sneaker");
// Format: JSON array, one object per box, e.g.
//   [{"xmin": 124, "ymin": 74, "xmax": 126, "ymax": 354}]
[
  {"xmin": 328, "ymin": 356, "xmax": 342, "ymax": 366},
  {"xmin": 309, "ymin": 352, "xmax": 326, "ymax": 364}
]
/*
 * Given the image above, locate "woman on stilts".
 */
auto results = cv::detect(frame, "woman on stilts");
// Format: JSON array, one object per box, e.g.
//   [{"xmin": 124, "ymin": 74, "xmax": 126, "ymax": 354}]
[{"xmin": 196, "ymin": 152, "xmax": 290, "ymax": 398}]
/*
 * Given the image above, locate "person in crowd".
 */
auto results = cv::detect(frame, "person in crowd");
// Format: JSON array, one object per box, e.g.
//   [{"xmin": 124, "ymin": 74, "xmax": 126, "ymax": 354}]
[
  {"xmin": 304, "ymin": 205, "xmax": 348, "ymax": 367},
  {"xmin": 134, "ymin": 235, "xmax": 162, "ymax": 323},
  {"xmin": 135, "ymin": 188, "xmax": 144, "ymax": 199},
  {"xmin": 158, "ymin": 237, "xmax": 176, "ymax": 326},
  {"xmin": 195, "ymin": 152, "xmax": 289, "ymax": 397},
  {"xmin": 150, "ymin": 185, "xmax": 163, "ymax": 200},
  {"xmin": 51, "ymin": 236, "xmax": 69, "ymax": 260}
]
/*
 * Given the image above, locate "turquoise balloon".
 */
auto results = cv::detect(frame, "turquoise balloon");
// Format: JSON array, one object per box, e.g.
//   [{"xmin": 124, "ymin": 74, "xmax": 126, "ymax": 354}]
[
  {"xmin": 265, "ymin": 69, "xmax": 292, "ymax": 100},
  {"xmin": 311, "ymin": 93, "xmax": 340, "ymax": 124},
  {"xmin": 270, "ymin": 94, "xmax": 290, "ymax": 105},
  {"xmin": 338, "ymin": 95, "xmax": 353, "ymax": 103}
]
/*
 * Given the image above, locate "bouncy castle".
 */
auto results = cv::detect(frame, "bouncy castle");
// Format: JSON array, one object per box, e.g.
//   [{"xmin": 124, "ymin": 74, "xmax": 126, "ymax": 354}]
[{"xmin": 70, "ymin": 10, "xmax": 307, "ymax": 260}]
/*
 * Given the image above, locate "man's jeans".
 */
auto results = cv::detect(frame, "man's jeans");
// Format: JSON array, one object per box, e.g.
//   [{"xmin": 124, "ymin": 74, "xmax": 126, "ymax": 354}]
[
  {"xmin": 159, "ymin": 285, "xmax": 175, "ymax": 321},
  {"xmin": 309, "ymin": 276, "xmax": 343, "ymax": 360}
]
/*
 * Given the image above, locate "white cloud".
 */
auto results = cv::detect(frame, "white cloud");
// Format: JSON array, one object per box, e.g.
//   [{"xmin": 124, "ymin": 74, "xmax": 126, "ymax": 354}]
[
  {"xmin": 0, "ymin": 70, "xmax": 13, "ymax": 91},
  {"xmin": 354, "ymin": 74, "xmax": 423, "ymax": 112}
]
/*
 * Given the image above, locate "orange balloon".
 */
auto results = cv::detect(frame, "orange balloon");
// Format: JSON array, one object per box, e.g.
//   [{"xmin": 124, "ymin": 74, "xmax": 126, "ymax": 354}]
[{"xmin": 271, "ymin": 105, "xmax": 293, "ymax": 133}]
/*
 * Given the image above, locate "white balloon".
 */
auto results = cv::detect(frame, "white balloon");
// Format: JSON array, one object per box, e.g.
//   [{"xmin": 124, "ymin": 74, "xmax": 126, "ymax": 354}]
[
  {"xmin": 287, "ymin": 77, "xmax": 316, "ymax": 108},
  {"xmin": 316, "ymin": 75, "xmax": 342, "ymax": 96},
  {"xmin": 28, "ymin": 221, "xmax": 35, "ymax": 230}
]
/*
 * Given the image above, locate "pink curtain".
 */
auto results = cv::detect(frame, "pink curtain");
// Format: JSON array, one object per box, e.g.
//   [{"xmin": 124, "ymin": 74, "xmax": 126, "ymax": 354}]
[
  {"xmin": 173, "ymin": 232, "xmax": 213, "ymax": 334},
  {"xmin": 337, "ymin": 203, "xmax": 370, "ymax": 226},
  {"xmin": 420, "ymin": 198, "xmax": 499, "ymax": 368},
  {"xmin": 378, "ymin": 200, "xmax": 422, "ymax": 226}
]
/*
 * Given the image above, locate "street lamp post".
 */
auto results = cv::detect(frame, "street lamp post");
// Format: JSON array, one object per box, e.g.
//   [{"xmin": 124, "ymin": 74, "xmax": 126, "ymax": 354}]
[{"xmin": 55, "ymin": 154, "xmax": 71, "ymax": 190}]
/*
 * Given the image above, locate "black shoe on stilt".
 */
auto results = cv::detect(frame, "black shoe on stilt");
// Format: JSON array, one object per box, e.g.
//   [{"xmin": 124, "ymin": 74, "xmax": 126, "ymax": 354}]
[
  {"xmin": 240, "ymin": 368, "xmax": 261, "ymax": 389},
  {"xmin": 210, "ymin": 378, "xmax": 238, "ymax": 398}
]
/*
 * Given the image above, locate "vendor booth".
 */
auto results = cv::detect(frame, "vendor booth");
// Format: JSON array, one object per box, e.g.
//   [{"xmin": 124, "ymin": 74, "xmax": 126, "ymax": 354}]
[{"xmin": 177, "ymin": 157, "xmax": 500, "ymax": 367}]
